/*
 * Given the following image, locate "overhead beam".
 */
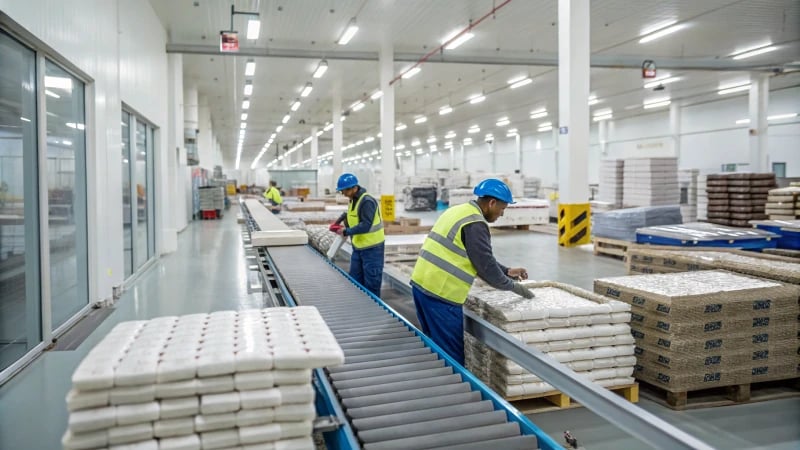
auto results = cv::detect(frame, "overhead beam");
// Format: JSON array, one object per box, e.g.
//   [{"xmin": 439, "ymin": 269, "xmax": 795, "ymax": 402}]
[{"xmin": 166, "ymin": 43, "xmax": 799, "ymax": 72}]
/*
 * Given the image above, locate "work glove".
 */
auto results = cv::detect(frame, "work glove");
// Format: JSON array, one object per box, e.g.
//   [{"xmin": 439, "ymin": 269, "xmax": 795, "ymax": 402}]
[
  {"xmin": 329, "ymin": 223, "xmax": 343, "ymax": 233},
  {"xmin": 511, "ymin": 282, "xmax": 535, "ymax": 299}
]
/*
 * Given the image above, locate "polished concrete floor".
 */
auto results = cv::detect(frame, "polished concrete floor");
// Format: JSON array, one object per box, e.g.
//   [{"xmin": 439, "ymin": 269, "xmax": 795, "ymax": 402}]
[{"xmin": 0, "ymin": 208, "xmax": 798, "ymax": 450}]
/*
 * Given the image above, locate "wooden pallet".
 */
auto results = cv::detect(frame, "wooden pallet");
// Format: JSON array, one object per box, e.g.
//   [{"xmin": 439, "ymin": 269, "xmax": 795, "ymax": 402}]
[
  {"xmin": 592, "ymin": 237, "xmax": 636, "ymax": 259},
  {"xmin": 638, "ymin": 378, "xmax": 800, "ymax": 411},
  {"xmin": 507, "ymin": 383, "xmax": 638, "ymax": 414}
]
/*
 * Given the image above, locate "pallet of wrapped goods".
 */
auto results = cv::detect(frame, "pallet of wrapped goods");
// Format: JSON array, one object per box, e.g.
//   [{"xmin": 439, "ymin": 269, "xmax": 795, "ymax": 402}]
[
  {"xmin": 598, "ymin": 159, "xmax": 624, "ymax": 207},
  {"xmin": 592, "ymin": 206, "xmax": 683, "ymax": 243},
  {"xmin": 622, "ymin": 158, "xmax": 680, "ymax": 207},
  {"xmin": 463, "ymin": 281, "xmax": 638, "ymax": 412},
  {"xmin": 635, "ymin": 222, "xmax": 779, "ymax": 250},
  {"xmin": 766, "ymin": 187, "xmax": 800, "ymax": 220},
  {"xmin": 283, "ymin": 201, "xmax": 326, "ymax": 212},
  {"xmin": 705, "ymin": 173, "xmax": 776, "ymax": 226},
  {"xmin": 62, "ymin": 307, "xmax": 344, "ymax": 450},
  {"xmin": 594, "ymin": 270, "xmax": 800, "ymax": 409}
]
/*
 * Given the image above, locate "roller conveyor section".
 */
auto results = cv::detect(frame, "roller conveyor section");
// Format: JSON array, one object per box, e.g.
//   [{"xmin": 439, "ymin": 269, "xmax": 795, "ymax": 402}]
[{"xmin": 266, "ymin": 245, "xmax": 543, "ymax": 450}]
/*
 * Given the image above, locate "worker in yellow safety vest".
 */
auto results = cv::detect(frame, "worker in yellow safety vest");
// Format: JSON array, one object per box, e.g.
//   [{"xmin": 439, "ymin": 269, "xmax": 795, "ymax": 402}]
[
  {"xmin": 411, "ymin": 178, "xmax": 534, "ymax": 364},
  {"xmin": 330, "ymin": 173, "xmax": 385, "ymax": 296},
  {"xmin": 263, "ymin": 180, "xmax": 283, "ymax": 213}
]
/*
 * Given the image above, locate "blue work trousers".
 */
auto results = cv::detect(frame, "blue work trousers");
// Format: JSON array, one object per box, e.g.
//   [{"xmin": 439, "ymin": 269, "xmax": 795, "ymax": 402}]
[
  {"xmin": 350, "ymin": 243, "xmax": 384, "ymax": 297},
  {"xmin": 412, "ymin": 285, "xmax": 464, "ymax": 365}
]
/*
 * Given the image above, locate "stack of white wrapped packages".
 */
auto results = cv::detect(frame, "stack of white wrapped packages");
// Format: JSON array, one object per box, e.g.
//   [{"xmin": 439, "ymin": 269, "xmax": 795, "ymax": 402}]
[
  {"xmin": 464, "ymin": 282, "xmax": 636, "ymax": 398},
  {"xmin": 62, "ymin": 307, "xmax": 344, "ymax": 450}
]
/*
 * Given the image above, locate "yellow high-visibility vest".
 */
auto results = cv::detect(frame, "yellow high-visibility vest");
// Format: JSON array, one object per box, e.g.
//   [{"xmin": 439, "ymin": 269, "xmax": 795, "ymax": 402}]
[
  {"xmin": 411, "ymin": 201, "xmax": 485, "ymax": 304},
  {"xmin": 263, "ymin": 186, "xmax": 283, "ymax": 205},
  {"xmin": 346, "ymin": 193, "xmax": 385, "ymax": 249}
]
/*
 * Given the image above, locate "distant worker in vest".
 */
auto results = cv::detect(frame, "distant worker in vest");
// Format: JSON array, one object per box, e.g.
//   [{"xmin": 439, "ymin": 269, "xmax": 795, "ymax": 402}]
[
  {"xmin": 330, "ymin": 173, "xmax": 385, "ymax": 297},
  {"xmin": 410, "ymin": 178, "xmax": 535, "ymax": 364},
  {"xmin": 263, "ymin": 180, "xmax": 283, "ymax": 213}
]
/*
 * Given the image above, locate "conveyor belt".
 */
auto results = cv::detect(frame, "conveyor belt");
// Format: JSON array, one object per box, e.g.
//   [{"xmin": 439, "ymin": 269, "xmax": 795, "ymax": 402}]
[{"xmin": 267, "ymin": 245, "xmax": 541, "ymax": 450}]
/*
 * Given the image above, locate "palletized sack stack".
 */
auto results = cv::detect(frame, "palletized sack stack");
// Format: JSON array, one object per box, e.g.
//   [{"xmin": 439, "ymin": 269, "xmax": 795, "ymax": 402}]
[
  {"xmin": 706, "ymin": 173, "xmax": 776, "ymax": 227},
  {"xmin": 679, "ymin": 169, "xmax": 699, "ymax": 222},
  {"xmin": 623, "ymin": 158, "xmax": 679, "ymax": 207},
  {"xmin": 697, "ymin": 174, "xmax": 709, "ymax": 221},
  {"xmin": 62, "ymin": 307, "xmax": 344, "ymax": 450},
  {"xmin": 595, "ymin": 271, "xmax": 800, "ymax": 395},
  {"xmin": 598, "ymin": 159, "xmax": 624, "ymax": 208},
  {"xmin": 464, "ymin": 282, "xmax": 636, "ymax": 398},
  {"xmin": 705, "ymin": 174, "xmax": 730, "ymax": 224},
  {"xmin": 767, "ymin": 187, "xmax": 800, "ymax": 220}
]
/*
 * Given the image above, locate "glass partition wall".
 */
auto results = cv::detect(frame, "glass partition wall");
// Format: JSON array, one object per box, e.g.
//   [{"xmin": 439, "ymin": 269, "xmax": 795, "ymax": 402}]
[{"xmin": 122, "ymin": 110, "xmax": 156, "ymax": 273}]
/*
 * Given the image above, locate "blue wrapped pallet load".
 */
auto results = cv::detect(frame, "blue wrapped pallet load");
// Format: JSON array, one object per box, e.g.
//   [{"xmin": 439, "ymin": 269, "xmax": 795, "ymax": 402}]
[
  {"xmin": 635, "ymin": 222, "xmax": 779, "ymax": 250},
  {"xmin": 751, "ymin": 220, "xmax": 800, "ymax": 250}
]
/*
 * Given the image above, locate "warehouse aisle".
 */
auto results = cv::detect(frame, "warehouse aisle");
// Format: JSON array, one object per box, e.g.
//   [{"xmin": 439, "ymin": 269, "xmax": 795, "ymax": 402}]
[{"xmin": 0, "ymin": 212, "xmax": 257, "ymax": 450}]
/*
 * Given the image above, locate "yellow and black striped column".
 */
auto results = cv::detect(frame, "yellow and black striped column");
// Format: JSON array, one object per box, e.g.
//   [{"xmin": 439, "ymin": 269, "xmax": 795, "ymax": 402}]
[{"xmin": 558, "ymin": 203, "xmax": 591, "ymax": 246}]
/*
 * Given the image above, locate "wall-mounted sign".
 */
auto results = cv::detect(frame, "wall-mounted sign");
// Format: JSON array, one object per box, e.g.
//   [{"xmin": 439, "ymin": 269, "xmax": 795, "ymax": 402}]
[
  {"xmin": 220, "ymin": 31, "xmax": 239, "ymax": 52},
  {"xmin": 642, "ymin": 59, "xmax": 657, "ymax": 78},
  {"xmin": 559, "ymin": 126, "xmax": 569, "ymax": 135}
]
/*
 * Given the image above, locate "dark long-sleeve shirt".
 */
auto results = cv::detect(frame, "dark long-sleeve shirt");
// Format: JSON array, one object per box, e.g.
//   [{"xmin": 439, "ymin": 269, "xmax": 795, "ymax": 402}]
[
  {"xmin": 335, "ymin": 187, "xmax": 378, "ymax": 236},
  {"xmin": 462, "ymin": 221, "xmax": 514, "ymax": 291}
]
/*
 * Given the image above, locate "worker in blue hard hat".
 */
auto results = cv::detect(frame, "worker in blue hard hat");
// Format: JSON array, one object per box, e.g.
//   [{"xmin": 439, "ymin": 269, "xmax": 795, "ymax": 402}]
[
  {"xmin": 410, "ymin": 178, "xmax": 534, "ymax": 365},
  {"xmin": 330, "ymin": 173, "xmax": 385, "ymax": 296}
]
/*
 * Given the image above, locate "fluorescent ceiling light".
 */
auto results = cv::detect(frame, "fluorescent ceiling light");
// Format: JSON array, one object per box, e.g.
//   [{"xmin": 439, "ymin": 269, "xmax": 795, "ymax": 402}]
[
  {"xmin": 337, "ymin": 18, "xmax": 359, "ymax": 45},
  {"xmin": 509, "ymin": 77, "xmax": 532, "ymax": 89},
  {"xmin": 530, "ymin": 109, "xmax": 548, "ymax": 119},
  {"xmin": 593, "ymin": 114, "xmax": 613, "ymax": 122},
  {"xmin": 240, "ymin": 122, "xmax": 247, "ymax": 129},
  {"xmin": 643, "ymin": 98, "xmax": 671, "ymax": 109},
  {"xmin": 468, "ymin": 125, "xmax": 480, "ymax": 134},
  {"xmin": 270, "ymin": 133, "xmax": 276, "ymax": 139},
  {"xmin": 245, "ymin": 61, "xmax": 256, "ymax": 76},
  {"xmin": 469, "ymin": 94, "xmax": 485, "ymax": 104},
  {"xmin": 429, "ymin": 145, "xmax": 437, "ymax": 151},
  {"xmin": 365, "ymin": 136, "xmax": 375, "ymax": 143},
  {"xmin": 427, "ymin": 136, "xmax": 436, "ymax": 143},
  {"xmin": 412, "ymin": 139, "xmax": 421, "ymax": 147},
  {"xmin": 768, "ymin": 113, "xmax": 798, "ymax": 120},
  {"xmin": 538, "ymin": 125, "xmax": 553, "ymax": 132},
  {"xmin": 300, "ymin": 82, "xmax": 313, "ymax": 97},
  {"xmin": 414, "ymin": 116, "xmax": 427, "ymax": 124},
  {"xmin": 276, "ymin": 125, "xmax": 283, "ymax": 132},
  {"xmin": 395, "ymin": 144, "xmax": 406, "ymax": 150},
  {"xmin": 442, "ymin": 29, "xmax": 474, "ymax": 50},
  {"xmin": 484, "ymin": 134, "xmax": 493, "ymax": 142},
  {"xmin": 313, "ymin": 60, "xmax": 328, "ymax": 78},
  {"xmin": 588, "ymin": 96, "xmax": 599, "ymax": 106},
  {"xmin": 246, "ymin": 19, "xmax": 261, "ymax": 39},
  {"xmin": 282, "ymin": 114, "xmax": 290, "ymax": 124},
  {"xmin": 444, "ymin": 141, "xmax": 453, "ymax": 148},
  {"xmin": 324, "ymin": 123, "xmax": 333, "ymax": 131},
  {"xmin": 241, "ymin": 113, "xmax": 248, "ymax": 121},
  {"xmin": 66, "ymin": 122, "xmax": 85, "ymax": 130},
  {"xmin": 496, "ymin": 117, "xmax": 510, "ymax": 127},
  {"xmin": 352, "ymin": 101, "xmax": 365, "ymax": 111},
  {"xmin": 538, "ymin": 121, "xmax": 552, "ymax": 128},
  {"xmin": 242, "ymin": 100, "xmax": 250, "ymax": 109},
  {"xmin": 463, "ymin": 138, "xmax": 473, "ymax": 145},
  {"xmin": 639, "ymin": 21, "xmax": 683, "ymax": 44},
  {"xmin": 44, "ymin": 76, "xmax": 72, "ymax": 90},
  {"xmin": 439, "ymin": 105, "xmax": 453, "ymax": 115},
  {"xmin": 341, "ymin": 115, "xmax": 347, "ymax": 122},
  {"xmin": 732, "ymin": 45, "xmax": 777, "ymax": 60},
  {"xmin": 396, "ymin": 123, "xmax": 407, "ymax": 131},
  {"xmin": 735, "ymin": 118, "xmax": 750, "ymax": 125},
  {"xmin": 20, "ymin": 117, "xmax": 31, "ymax": 122},
  {"xmin": 291, "ymin": 100, "xmax": 301, "ymax": 111},
  {"xmin": 506, "ymin": 128, "xmax": 518, "ymax": 136},
  {"xmin": 303, "ymin": 136, "xmax": 312, "ymax": 144},
  {"xmin": 244, "ymin": 83, "xmax": 253, "ymax": 96},
  {"xmin": 718, "ymin": 83, "xmax": 750, "ymax": 95},
  {"xmin": 45, "ymin": 89, "xmax": 60, "ymax": 98},
  {"xmin": 356, "ymin": 140, "xmax": 364, "ymax": 146},
  {"xmin": 644, "ymin": 75, "xmax": 681, "ymax": 89},
  {"xmin": 402, "ymin": 67, "xmax": 421, "ymax": 79},
  {"xmin": 371, "ymin": 90, "xmax": 383, "ymax": 100},
  {"xmin": 445, "ymin": 131, "xmax": 456, "ymax": 139},
  {"xmin": 377, "ymin": 132, "xmax": 382, "ymax": 137},
  {"xmin": 62, "ymin": 139, "xmax": 72, "ymax": 146},
  {"xmin": 416, "ymin": 148, "xmax": 424, "ymax": 154}
]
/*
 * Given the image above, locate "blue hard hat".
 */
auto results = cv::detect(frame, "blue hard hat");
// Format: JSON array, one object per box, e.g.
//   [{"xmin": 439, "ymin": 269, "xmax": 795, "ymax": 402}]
[
  {"xmin": 336, "ymin": 173, "xmax": 359, "ymax": 191},
  {"xmin": 473, "ymin": 178, "xmax": 515, "ymax": 204}
]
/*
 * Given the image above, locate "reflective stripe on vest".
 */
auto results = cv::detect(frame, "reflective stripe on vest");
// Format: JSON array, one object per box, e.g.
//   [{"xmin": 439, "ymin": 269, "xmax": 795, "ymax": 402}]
[
  {"xmin": 346, "ymin": 192, "xmax": 385, "ymax": 249},
  {"xmin": 410, "ymin": 201, "xmax": 486, "ymax": 304}
]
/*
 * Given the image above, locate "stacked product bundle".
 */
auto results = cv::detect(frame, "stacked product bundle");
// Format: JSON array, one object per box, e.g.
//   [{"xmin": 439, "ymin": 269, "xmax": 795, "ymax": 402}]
[
  {"xmin": 598, "ymin": 159, "xmax": 624, "ymax": 208},
  {"xmin": 464, "ymin": 282, "xmax": 636, "ymax": 398},
  {"xmin": 62, "ymin": 307, "xmax": 344, "ymax": 450},
  {"xmin": 523, "ymin": 176, "xmax": 542, "ymax": 199},
  {"xmin": 595, "ymin": 271, "xmax": 800, "ymax": 397},
  {"xmin": 278, "ymin": 211, "xmax": 344, "ymax": 225},
  {"xmin": 679, "ymin": 169, "xmax": 699, "ymax": 222},
  {"xmin": 282, "ymin": 201, "xmax": 326, "ymax": 212},
  {"xmin": 198, "ymin": 187, "xmax": 221, "ymax": 212},
  {"xmin": 403, "ymin": 185, "xmax": 438, "ymax": 211},
  {"xmin": 697, "ymin": 174, "xmax": 709, "ymax": 221},
  {"xmin": 706, "ymin": 173, "xmax": 776, "ymax": 227},
  {"xmin": 448, "ymin": 188, "xmax": 475, "ymax": 207},
  {"xmin": 592, "ymin": 206, "xmax": 683, "ymax": 242},
  {"xmin": 766, "ymin": 187, "xmax": 800, "ymax": 220},
  {"xmin": 622, "ymin": 158, "xmax": 679, "ymax": 207}
]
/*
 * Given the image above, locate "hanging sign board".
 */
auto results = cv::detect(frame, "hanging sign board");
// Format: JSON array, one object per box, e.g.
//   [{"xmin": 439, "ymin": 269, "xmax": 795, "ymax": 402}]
[
  {"xmin": 642, "ymin": 59, "xmax": 657, "ymax": 78},
  {"xmin": 220, "ymin": 31, "xmax": 239, "ymax": 52}
]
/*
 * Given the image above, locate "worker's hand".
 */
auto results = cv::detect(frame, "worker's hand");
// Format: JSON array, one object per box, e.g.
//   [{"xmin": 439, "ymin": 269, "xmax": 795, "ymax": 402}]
[
  {"xmin": 507, "ymin": 268, "xmax": 528, "ymax": 281},
  {"xmin": 511, "ymin": 282, "xmax": 535, "ymax": 299},
  {"xmin": 328, "ymin": 223, "xmax": 339, "ymax": 232},
  {"xmin": 334, "ymin": 226, "xmax": 345, "ymax": 236}
]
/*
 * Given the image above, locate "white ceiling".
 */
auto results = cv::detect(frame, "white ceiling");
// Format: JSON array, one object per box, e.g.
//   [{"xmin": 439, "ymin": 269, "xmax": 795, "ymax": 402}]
[{"xmin": 150, "ymin": 0, "xmax": 800, "ymax": 168}]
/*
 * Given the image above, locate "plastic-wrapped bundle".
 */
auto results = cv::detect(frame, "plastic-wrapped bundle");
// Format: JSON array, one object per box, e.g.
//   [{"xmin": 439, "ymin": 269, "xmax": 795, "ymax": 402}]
[{"xmin": 592, "ymin": 206, "xmax": 683, "ymax": 241}]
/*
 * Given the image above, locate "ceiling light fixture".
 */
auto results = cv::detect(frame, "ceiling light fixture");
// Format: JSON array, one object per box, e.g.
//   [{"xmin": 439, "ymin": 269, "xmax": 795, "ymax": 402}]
[
  {"xmin": 412, "ymin": 139, "xmax": 421, "ymax": 147},
  {"xmin": 45, "ymin": 89, "xmax": 60, "ymax": 98},
  {"xmin": 240, "ymin": 122, "xmax": 247, "ymax": 129},
  {"xmin": 246, "ymin": 19, "xmax": 261, "ymax": 39},
  {"xmin": 337, "ymin": 18, "xmax": 359, "ymax": 45},
  {"xmin": 506, "ymin": 128, "xmax": 518, "ymax": 137},
  {"xmin": 303, "ymin": 136, "xmax": 312, "ymax": 144},
  {"xmin": 414, "ymin": 116, "xmax": 427, "ymax": 124},
  {"xmin": 282, "ymin": 114, "xmax": 290, "ymax": 124},
  {"xmin": 396, "ymin": 123, "xmax": 407, "ymax": 131},
  {"xmin": 312, "ymin": 60, "xmax": 329, "ymax": 78},
  {"xmin": 732, "ymin": 44, "xmax": 777, "ymax": 60},
  {"xmin": 496, "ymin": 117, "xmax": 510, "ymax": 127},
  {"xmin": 242, "ymin": 100, "xmax": 250, "ymax": 109},
  {"xmin": 639, "ymin": 21, "xmax": 684, "ymax": 44},
  {"xmin": 439, "ymin": 105, "xmax": 453, "ymax": 115},
  {"xmin": 316, "ymin": 130, "xmax": 323, "ymax": 137},
  {"xmin": 241, "ymin": 113, "xmax": 248, "ymax": 121},
  {"xmin": 445, "ymin": 131, "xmax": 456, "ymax": 139},
  {"xmin": 643, "ymin": 75, "xmax": 681, "ymax": 89},
  {"xmin": 468, "ymin": 125, "xmax": 480, "ymax": 134},
  {"xmin": 324, "ymin": 122, "xmax": 333, "ymax": 131},
  {"xmin": 427, "ymin": 136, "xmax": 437, "ymax": 143},
  {"xmin": 395, "ymin": 144, "xmax": 406, "ymax": 150},
  {"xmin": 371, "ymin": 90, "xmax": 383, "ymax": 100},
  {"xmin": 593, "ymin": 113, "xmax": 613, "ymax": 122},
  {"xmin": 365, "ymin": 136, "xmax": 375, "ymax": 143},
  {"xmin": 509, "ymin": 77, "xmax": 533, "ymax": 89},
  {"xmin": 463, "ymin": 137, "xmax": 473, "ymax": 145},
  {"xmin": 244, "ymin": 82, "xmax": 253, "ymax": 96},
  {"xmin": 291, "ymin": 100, "xmax": 301, "ymax": 111},
  {"xmin": 245, "ymin": 60, "xmax": 256, "ymax": 76},
  {"xmin": 530, "ymin": 108, "xmax": 548, "ymax": 119},
  {"xmin": 270, "ymin": 133, "xmax": 276, "ymax": 139},
  {"xmin": 402, "ymin": 67, "xmax": 421, "ymax": 79},
  {"xmin": 588, "ymin": 96, "xmax": 599, "ymax": 106},
  {"xmin": 469, "ymin": 94, "xmax": 485, "ymax": 104},
  {"xmin": 442, "ymin": 29, "xmax": 474, "ymax": 50},
  {"xmin": 351, "ymin": 101, "xmax": 365, "ymax": 112},
  {"xmin": 276, "ymin": 125, "xmax": 283, "ymax": 132},
  {"xmin": 717, "ymin": 82, "xmax": 751, "ymax": 95},
  {"xmin": 300, "ymin": 82, "xmax": 313, "ymax": 97},
  {"xmin": 643, "ymin": 97, "xmax": 671, "ymax": 109}
]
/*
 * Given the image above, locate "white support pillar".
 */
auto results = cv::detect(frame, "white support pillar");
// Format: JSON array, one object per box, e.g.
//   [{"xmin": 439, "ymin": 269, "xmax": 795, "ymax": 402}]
[
  {"xmin": 333, "ymin": 80, "xmax": 343, "ymax": 184},
  {"xmin": 311, "ymin": 127, "xmax": 319, "ymax": 171},
  {"xmin": 749, "ymin": 74, "xmax": 769, "ymax": 172},
  {"xmin": 380, "ymin": 30, "xmax": 396, "ymax": 197},
  {"xmin": 669, "ymin": 102, "xmax": 681, "ymax": 163},
  {"xmin": 557, "ymin": 0, "xmax": 590, "ymax": 203},
  {"xmin": 460, "ymin": 144, "xmax": 466, "ymax": 172},
  {"xmin": 489, "ymin": 142, "xmax": 496, "ymax": 173},
  {"xmin": 411, "ymin": 153, "xmax": 417, "ymax": 176},
  {"xmin": 598, "ymin": 119, "xmax": 609, "ymax": 157},
  {"xmin": 515, "ymin": 134, "xmax": 522, "ymax": 172},
  {"xmin": 449, "ymin": 144, "xmax": 455, "ymax": 172}
]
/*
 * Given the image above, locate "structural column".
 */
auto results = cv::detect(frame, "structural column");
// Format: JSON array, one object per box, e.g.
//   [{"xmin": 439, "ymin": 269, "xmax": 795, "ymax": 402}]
[
  {"xmin": 598, "ymin": 119, "xmax": 609, "ymax": 157},
  {"xmin": 556, "ymin": 0, "xmax": 591, "ymax": 246},
  {"xmin": 515, "ymin": 134, "xmax": 522, "ymax": 172},
  {"xmin": 460, "ymin": 144, "xmax": 466, "ymax": 172},
  {"xmin": 748, "ymin": 74, "xmax": 769, "ymax": 172},
  {"xmin": 380, "ymin": 29, "xmax": 396, "ymax": 198},
  {"xmin": 332, "ymin": 81, "xmax": 344, "ymax": 189},
  {"xmin": 669, "ymin": 102, "xmax": 681, "ymax": 162},
  {"xmin": 449, "ymin": 144, "xmax": 455, "ymax": 172}
]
